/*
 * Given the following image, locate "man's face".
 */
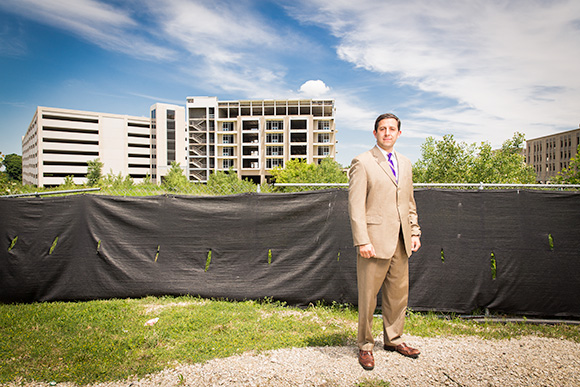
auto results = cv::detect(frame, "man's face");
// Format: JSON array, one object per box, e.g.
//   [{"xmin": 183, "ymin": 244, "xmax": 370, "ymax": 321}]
[{"xmin": 374, "ymin": 118, "xmax": 401, "ymax": 152}]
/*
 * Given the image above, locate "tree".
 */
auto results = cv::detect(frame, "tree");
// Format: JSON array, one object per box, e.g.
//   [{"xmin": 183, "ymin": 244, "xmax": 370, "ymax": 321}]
[
  {"xmin": 162, "ymin": 162, "xmax": 189, "ymax": 191},
  {"xmin": 270, "ymin": 158, "xmax": 347, "ymax": 184},
  {"xmin": 554, "ymin": 145, "xmax": 580, "ymax": 184},
  {"xmin": 3, "ymin": 153, "xmax": 22, "ymax": 182},
  {"xmin": 469, "ymin": 132, "xmax": 536, "ymax": 184},
  {"xmin": 412, "ymin": 135, "xmax": 475, "ymax": 183},
  {"xmin": 207, "ymin": 168, "xmax": 256, "ymax": 195},
  {"xmin": 313, "ymin": 158, "xmax": 349, "ymax": 183},
  {"xmin": 142, "ymin": 173, "xmax": 153, "ymax": 186},
  {"xmin": 60, "ymin": 175, "xmax": 76, "ymax": 189},
  {"xmin": 413, "ymin": 132, "xmax": 536, "ymax": 184},
  {"xmin": 101, "ymin": 171, "xmax": 134, "ymax": 189},
  {"xmin": 87, "ymin": 159, "xmax": 103, "ymax": 186}
]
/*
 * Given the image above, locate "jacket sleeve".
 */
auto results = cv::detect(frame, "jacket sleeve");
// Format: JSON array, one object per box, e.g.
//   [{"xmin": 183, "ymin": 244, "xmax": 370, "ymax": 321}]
[
  {"xmin": 408, "ymin": 190, "xmax": 421, "ymax": 237},
  {"xmin": 405, "ymin": 158, "xmax": 421, "ymax": 237},
  {"xmin": 348, "ymin": 157, "xmax": 371, "ymax": 247}
]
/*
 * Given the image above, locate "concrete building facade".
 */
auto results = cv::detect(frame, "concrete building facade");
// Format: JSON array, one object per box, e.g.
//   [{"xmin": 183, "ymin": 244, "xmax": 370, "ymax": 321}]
[
  {"xmin": 150, "ymin": 103, "xmax": 188, "ymax": 182},
  {"xmin": 525, "ymin": 127, "xmax": 580, "ymax": 182},
  {"xmin": 22, "ymin": 104, "xmax": 186, "ymax": 187},
  {"xmin": 186, "ymin": 97, "xmax": 336, "ymax": 183}
]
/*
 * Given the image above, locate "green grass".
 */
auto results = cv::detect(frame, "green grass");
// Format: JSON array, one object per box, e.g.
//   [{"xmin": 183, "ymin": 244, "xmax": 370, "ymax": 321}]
[
  {"xmin": 1, "ymin": 297, "xmax": 578, "ymax": 385},
  {"xmin": 0, "ymin": 296, "xmax": 357, "ymax": 384},
  {"xmin": 405, "ymin": 310, "xmax": 580, "ymax": 341},
  {"xmin": 357, "ymin": 380, "xmax": 391, "ymax": 387}
]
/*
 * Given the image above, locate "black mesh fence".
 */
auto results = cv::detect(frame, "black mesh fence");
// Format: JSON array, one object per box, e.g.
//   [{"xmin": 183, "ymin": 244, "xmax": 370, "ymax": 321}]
[{"xmin": 1, "ymin": 189, "xmax": 579, "ymax": 317}]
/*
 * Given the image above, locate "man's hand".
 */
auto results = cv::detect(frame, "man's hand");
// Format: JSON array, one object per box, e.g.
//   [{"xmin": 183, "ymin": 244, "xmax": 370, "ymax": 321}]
[
  {"xmin": 358, "ymin": 243, "xmax": 376, "ymax": 259},
  {"xmin": 411, "ymin": 236, "xmax": 421, "ymax": 252}
]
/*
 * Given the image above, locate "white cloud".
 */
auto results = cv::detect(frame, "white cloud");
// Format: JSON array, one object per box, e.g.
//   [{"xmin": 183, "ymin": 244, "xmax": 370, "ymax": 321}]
[
  {"xmin": 0, "ymin": 0, "xmax": 300, "ymax": 97},
  {"xmin": 141, "ymin": 0, "xmax": 310, "ymax": 99},
  {"xmin": 149, "ymin": 0, "xmax": 281, "ymax": 62},
  {"xmin": 287, "ymin": 0, "xmax": 580, "ymax": 148},
  {"xmin": 0, "ymin": 0, "xmax": 175, "ymax": 60},
  {"xmin": 299, "ymin": 80, "xmax": 330, "ymax": 97}
]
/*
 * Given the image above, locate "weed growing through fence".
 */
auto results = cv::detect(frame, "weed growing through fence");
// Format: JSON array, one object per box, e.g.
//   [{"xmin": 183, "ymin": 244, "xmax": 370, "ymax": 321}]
[
  {"xmin": 268, "ymin": 249, "xmax": 272, "ymax": 265},
  {"xmin": 205, "ymin": 250, "xmax": 212, "ymax": 272},
  {"xmin": 48, "ymin": 237, "xmax": 59, "ymax": 255},
  {"xmin": 8, "ymin": 236, "xmax": 17, "ymax": 251},
  {"xmin": 490, "ymin": 252, "xmax": 497, "ymax": 280},
  {"xmin": 548, "ymin": 233, "xmax": 554, "ymax": 251}
]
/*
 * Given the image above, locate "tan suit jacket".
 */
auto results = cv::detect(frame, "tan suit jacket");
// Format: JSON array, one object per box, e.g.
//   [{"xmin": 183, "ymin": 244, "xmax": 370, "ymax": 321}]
[{"xmin": 348, "ymin": 146, "xmax": 420, "ymax": 258}]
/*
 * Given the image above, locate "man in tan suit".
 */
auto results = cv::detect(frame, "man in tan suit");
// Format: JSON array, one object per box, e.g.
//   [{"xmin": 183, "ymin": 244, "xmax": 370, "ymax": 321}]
[{"xmin": 348, "ymin": 113, "xmax": 422, "ymax": 370}]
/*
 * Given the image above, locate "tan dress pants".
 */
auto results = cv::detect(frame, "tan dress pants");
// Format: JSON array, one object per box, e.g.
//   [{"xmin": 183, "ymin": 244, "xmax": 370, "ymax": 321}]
[{"xmin": 357, "ymin": 233, "xmax": 409, "ymax": 351}]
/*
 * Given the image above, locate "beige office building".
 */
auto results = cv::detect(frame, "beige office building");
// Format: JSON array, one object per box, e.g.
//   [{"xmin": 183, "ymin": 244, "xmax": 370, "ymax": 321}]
[
  {"xmin": 186, "ymin": 97, "xmax": 337, "ymax": 183},
  {"xmin": 22, "ymin": 97, "xmax": 337, "ymax": 187},
  {"xmin": 525, "ymin": 127, "xmax": 580, "ymax": 182},
  {"xmin": 22, "ymin": 104, "xmax": 186, "ymax": 187}
]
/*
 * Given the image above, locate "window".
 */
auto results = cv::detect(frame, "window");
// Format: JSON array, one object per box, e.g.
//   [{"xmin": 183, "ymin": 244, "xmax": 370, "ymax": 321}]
[
  {"xmin": 291, "ymin": 119, "xmax": 307, "ymax": 130},
  {"xmin": 223, "ymin": 147, "xmax": 234, "ymax": 156},
  {"xmin": 266, "ymin": 159, "xmax": 284, "ymax": 169},
  {"xmin": 243, "ymin": 120, "xmax": 259, "ymax": 131},
  {"xmin": 267, "ymin": 146, "xmax": 284, "ymax": 156},
  {"xmin": 318, "ymin": 146, "xmax": 330, "ymax": 156},
  {"xmin": 223, "ymin": 159, "xmax": 234, "ymax": 169},
  {"xmin": 290, "ymin": 132, "xmax": 307, "ymax": 143},
  {"xmin": 318, "ymin": 133, "xmax": 330, "ymax": 143},
  {"xmin": 222, "ymin": 135, "xmax": 234, "ymax": 144},
  {"xmin": 167, "ymin": 109, "xmax": 176, "ymax": 162},
  {"xmin": 266, "ymin": 120, "xmax": 283, "ymax": 130},
  {"xmin": 318, "ymin": 121, "xmax": 331, "ymax": 130},
  {"xmin": 266, "ymin": 133, "xmax": 283, "ymax": 143},
  {"xmin": 222, "ymin": 122, "xmax": 234, "ymax": 131}
]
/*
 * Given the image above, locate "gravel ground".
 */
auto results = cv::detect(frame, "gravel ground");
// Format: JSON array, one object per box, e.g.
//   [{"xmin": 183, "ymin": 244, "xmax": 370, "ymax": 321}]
[{"xmin": 10, "ymin": 335, "xmax": 580, "ymax": 387}]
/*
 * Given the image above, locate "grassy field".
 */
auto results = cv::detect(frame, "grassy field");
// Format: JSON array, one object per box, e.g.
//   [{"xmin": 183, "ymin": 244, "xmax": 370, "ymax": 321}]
[{"xmin": 1, "ymin": 296, "xmax": 579, "ymax": 385}]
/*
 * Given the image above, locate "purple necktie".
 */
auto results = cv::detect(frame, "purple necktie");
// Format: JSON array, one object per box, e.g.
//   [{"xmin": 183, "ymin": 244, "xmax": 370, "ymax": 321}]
[{"xmin": 387, "ymin": 153, "xmax": 397, "ymax": 182}]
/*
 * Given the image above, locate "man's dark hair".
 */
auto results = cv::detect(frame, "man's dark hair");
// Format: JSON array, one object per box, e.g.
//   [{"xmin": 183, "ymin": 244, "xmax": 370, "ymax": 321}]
[{"xmin": 374, "ymin": 113, "xmax": 401, "ymax": 132}]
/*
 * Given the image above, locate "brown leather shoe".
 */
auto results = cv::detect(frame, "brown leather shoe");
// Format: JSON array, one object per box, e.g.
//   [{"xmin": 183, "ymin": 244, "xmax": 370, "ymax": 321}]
[
  {"xmin": 358, "ymin": 350, "xmax": 374, "ymax": 370},
  {"xmin": 384, "ymin": 342, "xmax": 420, "ymax": 358}
]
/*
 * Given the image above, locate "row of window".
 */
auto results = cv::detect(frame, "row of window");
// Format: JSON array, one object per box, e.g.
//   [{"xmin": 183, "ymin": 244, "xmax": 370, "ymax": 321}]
[
  {"xmin": 219, "ymin": 133, "xmax": 329, "ymax": 144},
  {"xmin": 220, "ymin": 145, "xmax": 331, "ymax": 157},
  {"xmin": 215, "ymin": 104, "xmax": 334, "ymax": 119},
  {"xmin": 219, "ymin": 120, "xmax": 331, "ymax": 131},
  {"xmin": 529, "ymin": 149, "xmax": 574, "ymax": 163},
  {"xmin": 219, "ymin": 153, "xmax": 331, "ymax": 171}
]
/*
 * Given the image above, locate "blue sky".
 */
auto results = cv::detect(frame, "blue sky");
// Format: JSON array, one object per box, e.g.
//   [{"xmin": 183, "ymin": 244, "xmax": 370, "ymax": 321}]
[{"xmin": 1, "ymin": 0, "xmax": 579, "ymax": 166}]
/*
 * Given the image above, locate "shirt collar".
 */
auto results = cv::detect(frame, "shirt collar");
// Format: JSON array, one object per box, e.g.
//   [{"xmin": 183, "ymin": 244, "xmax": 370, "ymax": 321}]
[{"xmin": 377, "ymin": 146, "xmax": 395, "ymax": 161}]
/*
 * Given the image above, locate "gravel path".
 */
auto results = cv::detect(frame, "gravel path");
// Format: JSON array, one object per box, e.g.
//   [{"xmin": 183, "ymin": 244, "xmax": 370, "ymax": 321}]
[{"xmin": 10, "ymin": 335, "xmax": 580, "ymax": 387}]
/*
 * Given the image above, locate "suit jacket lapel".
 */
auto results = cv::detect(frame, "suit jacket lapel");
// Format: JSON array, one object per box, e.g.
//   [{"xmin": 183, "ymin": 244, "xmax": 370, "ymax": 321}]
[{"xmin": 371, "ymin": 146, "xmax": 397, "ymax": 185}]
